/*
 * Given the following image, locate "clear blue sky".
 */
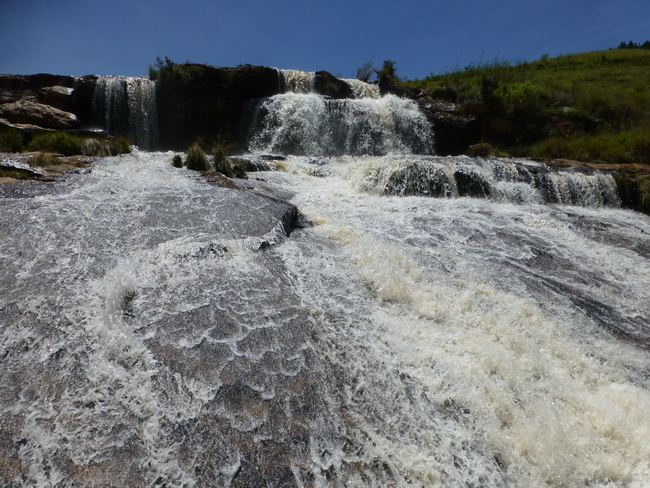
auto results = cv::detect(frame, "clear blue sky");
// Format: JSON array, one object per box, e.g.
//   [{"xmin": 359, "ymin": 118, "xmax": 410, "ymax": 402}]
[{"xmin": 1, "ymin": 0, "xmax": 648, "ymax": 80}]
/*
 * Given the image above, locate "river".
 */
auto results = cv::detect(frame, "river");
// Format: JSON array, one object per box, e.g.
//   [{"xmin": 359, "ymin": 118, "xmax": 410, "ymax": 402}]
[{"xmin": 1, "ymin": 85, "xmax": 650, "ymax": 487}]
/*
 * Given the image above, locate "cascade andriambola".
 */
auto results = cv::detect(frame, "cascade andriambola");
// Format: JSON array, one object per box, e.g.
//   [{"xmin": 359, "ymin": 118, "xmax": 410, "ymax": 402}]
[
  {"xmin": 93, "ymin": 76, "xmax": 158, "ymax": 150},
  {"xmin": 2, "ymin": 66, "xmax": 650, "ymax": 487}
]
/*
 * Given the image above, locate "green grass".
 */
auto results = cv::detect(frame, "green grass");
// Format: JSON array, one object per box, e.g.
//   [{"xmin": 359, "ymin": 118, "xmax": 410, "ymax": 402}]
[
  {"xmin": 185, "ymin": 141, "xmax": 210, "ymax": 171},
  {"xmin": 0, "ymin": 128, "xmax": 25, "ymax": 152},
  {"xmin": 29, "ymin": 152, "xmax": 63, "ymax": 167},
  {"xmin": 408, "ymin": 49, "xmax": 650, "ymax": 164},
  {"xmin": 27, "ymin": 132, "xmax": 131, "ymax": 157}
]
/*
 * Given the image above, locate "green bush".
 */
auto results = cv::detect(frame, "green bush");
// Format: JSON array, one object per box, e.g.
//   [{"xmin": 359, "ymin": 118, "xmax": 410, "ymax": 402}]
[
  {"xmin": 0, "ymin": 128, "xmax": 24, "ymax": 152},
  {"xmin": 172, "ymin": 154, "xmax": 183, "ymax": 168},
  {"xmin": 81, "ymin": 138, "xmax": 109, "ymax": 157},
  {"xmin": 185, "ymin": 141, "xmax": 210, "ymax": 171},
  {"xmin": 108, "ymin": 137, "xmax": 131, "ymax": 155},
  {"xmin": 27, "ymin": 132, "xmax": 131, "ymax": 157},
  {"xmin": 29, "ymin": 152, "xmax": 62, "ymax": 167},
  {"xmin": 212, "ymin": 143, "xmax": 231, "ymax": 177}
]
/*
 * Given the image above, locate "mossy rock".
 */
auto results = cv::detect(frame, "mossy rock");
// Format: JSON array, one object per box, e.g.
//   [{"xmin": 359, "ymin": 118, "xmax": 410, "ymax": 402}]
[
  {"xmin": 614, "ymin": 174, "xmax": 650, "ymax": 215},
  {"xmin": 386, "ymin": 162, "xmax": 454, "ymax": 197},
  {"xmin": 454, "ymin": 169, "xmax": 491, "ymax": 198}
]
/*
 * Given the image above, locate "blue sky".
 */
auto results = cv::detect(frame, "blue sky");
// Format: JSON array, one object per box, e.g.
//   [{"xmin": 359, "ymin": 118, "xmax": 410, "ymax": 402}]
[{"xmin": 1, "ymin": 0, "xmax": 648, "ymax": 80}]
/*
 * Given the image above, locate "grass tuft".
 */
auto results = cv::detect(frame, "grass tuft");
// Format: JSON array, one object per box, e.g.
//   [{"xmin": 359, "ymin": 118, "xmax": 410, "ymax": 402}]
[{"xmin": 185, "ymin": 141, "xmax": 210, "ymax": 171}]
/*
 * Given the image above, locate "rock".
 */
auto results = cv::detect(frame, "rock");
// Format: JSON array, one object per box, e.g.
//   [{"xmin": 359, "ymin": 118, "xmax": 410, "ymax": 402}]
[
  {"xmin": 465, "ymin": 143, "xmax": 494, "ymax": 157},
  {"xmin": 37, "ymin": 86, "xmax": 74, "ymax": 111},
  {"xmin": 454, "ymin": 168, "xmax": 491, "ymax": 198},
  {"xmin": 313, "ymin": 71, "xmax": 353, "ymax": 99},
  {"xmin": 460, "ymin": 102, "xmax": 489, "ymax": 115},
  {"xmin": 488, "ymin": 117, "xmax": 517, "ymax": 136},
  {"xmin": 0, "ymin": 100, "xmax": 79, "ymax": 130},
  {"xmin": 155, "ymin": 64, "xmax": 282, "ymax": 150},
  {"xmin": 71, "ymin": 75, "xmax": 98, "ymax": 128},
  {"xmin": 416, "ymin": 99, "xmax": 481, "ymax": 155}
]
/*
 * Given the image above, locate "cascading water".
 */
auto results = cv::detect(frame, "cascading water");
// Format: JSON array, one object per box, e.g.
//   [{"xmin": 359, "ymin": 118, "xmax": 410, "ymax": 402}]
[
  {"xmin": 246, "ymin": 93, "xmax": 434, "ymax": 156},
  {"xmin": 355, "ymin": 154, "xmax": 621, "ymax": 207},
  {"xmin": 2, "ymin": 79, "xmax": 650, "ymax": 487},
  {"xmin": 279, "ymin": 69, "xmax": 316, "ymax": 94},
  {"xmin": 93, "ymin": 76, "xmax": 158, "ymax": 150}
]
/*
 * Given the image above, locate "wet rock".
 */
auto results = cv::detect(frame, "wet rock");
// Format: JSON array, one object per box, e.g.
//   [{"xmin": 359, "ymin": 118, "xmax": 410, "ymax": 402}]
[
  {"xmin": 416, "ymin": 98, "xmax": 481, "ymax": 156},
  {"xmin": 313, "ymin": 71, "xmax": 354, "ymax": 99},
  {"xmin": 454, "ymin": 167, "xmax": 491, "ymax": 198}
]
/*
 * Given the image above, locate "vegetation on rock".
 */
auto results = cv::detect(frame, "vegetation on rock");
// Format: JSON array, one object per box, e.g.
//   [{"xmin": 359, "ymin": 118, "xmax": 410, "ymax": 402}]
[
  {"xmin": 408, "ymin": 48, "xmax": 650, "ymax": 166},
  {"xmin": 0, "ymin": 127, "xmax": 25, "ymax": 153},
  {"xmin": 26, "ymin": 132, "xmax": 131, "ymax": 157}
]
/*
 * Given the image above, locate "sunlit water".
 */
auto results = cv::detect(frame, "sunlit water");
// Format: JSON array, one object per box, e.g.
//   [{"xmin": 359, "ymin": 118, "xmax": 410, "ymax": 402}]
[
  {"xmin": 2, "ymin": 80, "xmax": 650, "ymax": 486},
  {"xmin": 1, "ymin": 149, "xmax": 649, "ymax": 487}
]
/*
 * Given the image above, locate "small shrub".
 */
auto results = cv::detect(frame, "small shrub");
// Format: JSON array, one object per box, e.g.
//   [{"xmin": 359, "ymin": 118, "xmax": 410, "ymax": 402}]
[
  {"xmin": 172, "ymin": 154, "xmax": 183, "ymax": 168},
  {"xmin": 212, "ymin": 143, "xmax": 231, "ymax": 176},
  {"xmin": 28, "ymin": 131, "xmax": 82, "ymax": 156},
  {"xmin": 108, "ymin": 137, "xmax": 131, "ymax": 155},
  {"xmin": 356, "ymin": 60, "xmax": 375, "ymax": 82},
  {"xmin": 230, "ymin": 158, "xmax": 247, "ymax": 178},
  {"xmin": 0, "ymin": 128, "xmax": 24, "ymax": 152},
  {"xmin": 81, "ymin": 138, "xmax": 109, "ymax": 157},
  {"xmin": 30, "ymin": 152, "xmax": 62, "ymax": 167},
  {"xmin": 186, "ymin": 141, "xmax": 209, "ymax": 171},
  {"xmin": 0, "ymin": 167, "xmax": 32, "ymax": 179}
]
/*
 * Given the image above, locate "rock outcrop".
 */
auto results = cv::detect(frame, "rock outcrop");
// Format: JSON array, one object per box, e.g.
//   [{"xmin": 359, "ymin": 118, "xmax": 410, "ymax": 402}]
[
  {"xmin": 416, "ymin": 99, "xmax": 481, "ymax": 156},
  {"xmin": 0, "ymin": 100, "xmax": 79, "ymax": 130},
  {"xmin": 154, "ymin": 64, "xmax": 282, "ymax": 150}
]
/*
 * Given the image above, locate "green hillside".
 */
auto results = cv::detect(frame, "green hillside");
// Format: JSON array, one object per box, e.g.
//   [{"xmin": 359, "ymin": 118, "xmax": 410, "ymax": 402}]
[{"xmin": 408, "ymin": 48, "xmax": 650, "ymax": 166}]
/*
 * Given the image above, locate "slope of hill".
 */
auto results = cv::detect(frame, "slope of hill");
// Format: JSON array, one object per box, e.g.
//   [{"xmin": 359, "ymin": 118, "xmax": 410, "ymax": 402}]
[{"xmin": 409, "ymin": 49, "xmax": 650, "ymax": 167}]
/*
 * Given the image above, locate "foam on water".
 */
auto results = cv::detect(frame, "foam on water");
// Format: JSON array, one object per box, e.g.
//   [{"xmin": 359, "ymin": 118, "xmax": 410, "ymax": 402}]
[
  {"xmin": 254, "ymin": 155, "xmax": 650, "ymax": 486},
  {"xmin": 2, "ymin": 151, "xmax": 650, "ymax": 486},
  {"xmin": 93, "ymin": 76, "xmax": 158, "ymax": 150},
  {"xmin": 246, "ymin": 93, "xmax": 434, "ymax": 156}
]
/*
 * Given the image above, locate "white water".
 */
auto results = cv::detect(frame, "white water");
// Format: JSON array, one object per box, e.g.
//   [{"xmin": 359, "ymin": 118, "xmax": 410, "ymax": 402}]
[
  {"xmin": 93, "ymin": 76, "xmax": 158, "ymax": 150},
  {"xmin": 2, "ymin": 150, "xmax": 649, "ymax": 486},
  {"xmin": 246, "ymin": 93, "xmax": 434, "ymax": 156},
  {"xmin": 2, "ymin": 85, "xmax": 650, "ymax": 486}
]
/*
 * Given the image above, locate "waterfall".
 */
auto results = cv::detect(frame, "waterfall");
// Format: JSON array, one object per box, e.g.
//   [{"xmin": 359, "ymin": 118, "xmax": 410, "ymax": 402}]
[
  {"xmin": 3, "ymin": 68, "xmax": 650, "ymax": 487},
  {"xmin": 279, "ymin": 69, "xmax": 316, "ymax": 93},
  {"xmin": 93, "ymin": 76, "xmax": 158, "ymax": 150},
  {"xmin": 2, "ymin": 152, "xmax": 649, "ymax": 486},
  {"xmin": 245, "ymin": 93, "xmax": 435, "ymax": 156},
  {"xmin": 278, "ymin": 69, "xmax": 380, "ymax": 98},
  {"xmin": 343, "ymin": 77, "xmax": 381, "ymax": 99},
  {"xmin": 354, "ymin": 155, "xmax": 621, "ymax": 207}
]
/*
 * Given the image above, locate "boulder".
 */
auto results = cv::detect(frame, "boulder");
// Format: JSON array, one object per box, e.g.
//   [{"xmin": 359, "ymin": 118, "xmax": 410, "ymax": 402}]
[
  {"xmin": 465, "ymin": 143, "xmax": 494, "ymax": 157},
  {"xmin": 155, "ymin": 64, "xmax": 282, "ymax": 150},
  {"xmin": 313, "ymin": 71, "xmax": 354, "ymax": 99},
  {"xmin": 37, "ymin": 86, "xmax": 74, "ymax": 111},
  {"xmin": 0, "ymin": 100, "xmax": 79, "ymax": 130},
  {"xmin": 417, "ymin": 99, "xmax": 481, "ymax": 155}
]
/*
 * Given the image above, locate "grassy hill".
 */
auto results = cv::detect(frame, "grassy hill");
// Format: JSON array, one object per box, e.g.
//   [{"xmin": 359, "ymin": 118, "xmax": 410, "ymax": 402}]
[{"xmin": 407, "ymin": 48, "xmax": 650, "ymax": 166}]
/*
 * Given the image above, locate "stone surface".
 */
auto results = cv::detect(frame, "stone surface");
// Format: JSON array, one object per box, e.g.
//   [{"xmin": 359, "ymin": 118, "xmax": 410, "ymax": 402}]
[
  {"xmin": 313, "ymin": 71, "xmax": 354, "ymax": 99},
  {"xmin": 465, "ymin": 143, "xmax": 494, "ymax": 157},
  {"xmin": 417, "ymin": 98, "xmax": 481, "ymax": 155},
  {"xmin": 37, "ymin": 86, "xmax": 74, "ymax": 111},
  {"xmin": 0, "ymin": 100, "xmax": 80, "ymax": 130},
  {"xmin": 155, "ymin": 64, "xmax": 282, "ymax": 150}
]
